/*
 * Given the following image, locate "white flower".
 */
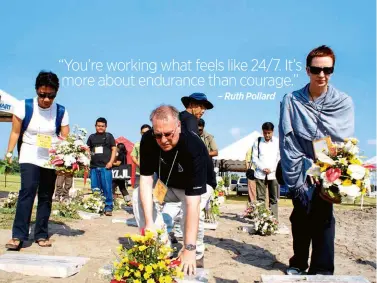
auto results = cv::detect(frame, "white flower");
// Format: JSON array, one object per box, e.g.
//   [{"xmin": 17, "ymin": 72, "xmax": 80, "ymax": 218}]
[
  {"xmin": 349, "ymin": 145, "xmax": 359, "ymax": 156},
  {"xmin": 64, "ymin": 154, "xmax": 76, "ymax": 167},
  {"xmin": 321, "ymin": 172, "xmax": 333, "ymax": 188},
  {"xmin": 74, "ymin": 140, "xmax": 84, "ymax": 147},
  {"xmin": 338, "ymin": 184, "xmax": 361, "ymax": 197},
  {"xmin": 307, "ymin": 164, "xmax": 321, "ymax": 177},
  {"xmin": 333, "ymin": 179, "xmax": 342, "ymax": 186},
  {"xmin": 348, "ymin": 164, "xmax": 366, "ymax": 180}
]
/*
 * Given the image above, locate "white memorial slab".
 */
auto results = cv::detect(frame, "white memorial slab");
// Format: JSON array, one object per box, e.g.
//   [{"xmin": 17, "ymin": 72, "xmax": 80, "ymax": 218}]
[
  {"xmin": 0, "ymin": 253, "xmax": 89, "ymax": 278},
  {"xmin": 112, "ymin": 218, "xmax": 127, "ymax": 224},
  {"xmin": 204, "ymin": 222, "xmax": 218, "ymax": 230},
  {"xmin": 176, "ymin": 268, "xmax": 209, "ymax": 283},
  {"xmin": 78, "ymin": 210, "xmax": 100, "ymax": 220},
  {"xmin": 261, "ymin": 275, "xmax": 370, "ymax": 283}
]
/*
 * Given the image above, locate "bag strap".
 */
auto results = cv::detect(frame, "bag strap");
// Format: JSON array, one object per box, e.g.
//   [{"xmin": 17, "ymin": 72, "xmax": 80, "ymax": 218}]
[
  {"xmin": 17, "ymin": 98, "xmax": 34, "ymax": 154},
  {"xmin": 55, "ymin": 103, "xmax": 65, "ymax": 136},
  {"xmin": 248, "ymin": 137, "xmax": 262, "ymax": 169},
  {"xmin": 257, "ymin": 137, "xmax": 262, "ymax": 159}
]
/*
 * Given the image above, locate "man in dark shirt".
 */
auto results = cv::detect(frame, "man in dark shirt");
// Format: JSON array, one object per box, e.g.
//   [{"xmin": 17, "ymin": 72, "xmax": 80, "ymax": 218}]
[
  {"xmin": 179, "ymin": 92, "xmax": 213, "ymax": 134},
  {"xmin": 87, "ymin": 117, "xmax": 117, "ymax": 216},
  {"xmin": 134, "ymin": 105, "xmax": 215, "ymax": 276}
]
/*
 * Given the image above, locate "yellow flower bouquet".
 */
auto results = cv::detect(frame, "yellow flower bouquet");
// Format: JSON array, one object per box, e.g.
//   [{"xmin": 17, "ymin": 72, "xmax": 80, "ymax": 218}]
[
  {"xmin": 307, "ymin": 138, "xmax": 371, "ymax": 203},
  {"xmin": 111, "ymin": 229, "xmax": 184, "ymax": 283}
]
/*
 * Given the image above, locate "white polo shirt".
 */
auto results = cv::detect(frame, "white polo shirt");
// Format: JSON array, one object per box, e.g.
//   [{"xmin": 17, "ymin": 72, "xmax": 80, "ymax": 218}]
[
  {"xmin": 252, "ymin": 136, "xmax": 280, "ymax": 180},
  {"xmin": 13, "ymin": 97, "xmax": 69, "ymax": 168}
]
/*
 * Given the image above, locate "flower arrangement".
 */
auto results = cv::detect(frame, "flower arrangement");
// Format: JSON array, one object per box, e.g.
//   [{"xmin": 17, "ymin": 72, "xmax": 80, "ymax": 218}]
[
  {"xmin": 47, "ymin": 126, "xmax": 90, "ymax": 175},
  {"xmin": 204, "ymin": 178, "xmax": 226, "ymax": 223},
  {"xmin": 243, "ymin": 202, "xmax": 278, "ymax": 236},
  {"xmin": 52, "ymin": 201, "xmax": 80, "ymax": 219},
  {"xmin": 111, "ymin": 229, "xmax": 184, "ymax": 283},
  {"xmin": 2, "ymin": 192, "xmax": 18, "ymax": 209},
  {"xmin": 308, "ymin": 138, "xmax": 371, "ymax": 203},
  {"xmin": 81, "ymin": 192, "xmax": 105, "ymax": 214}
]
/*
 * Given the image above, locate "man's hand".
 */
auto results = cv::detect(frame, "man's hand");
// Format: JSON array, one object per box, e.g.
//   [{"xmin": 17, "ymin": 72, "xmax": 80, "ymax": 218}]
[
  {"xmin": 178, "ymin": 249, "xmax": 196, "ymax": 276},
  {"xmin": 263, "ymin": 168, "xmax": 271, "ymax": 174},
  {"xmin": 5, "ymin": 155, "xmax": 12, "ymax": 165},
  {"xmin": 105, "ymin": 162, "xmax": 112, "ymax": 169}
]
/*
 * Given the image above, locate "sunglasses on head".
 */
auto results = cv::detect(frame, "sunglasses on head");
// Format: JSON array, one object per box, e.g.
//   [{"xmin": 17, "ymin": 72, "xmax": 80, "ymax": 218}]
[
  {"xmin": 309, "ymin": 66, "xmax": 334, "ymax": 75},
  {"xmin": 37, "ymin": 92, "xmax": 57, "ymax": 99}
]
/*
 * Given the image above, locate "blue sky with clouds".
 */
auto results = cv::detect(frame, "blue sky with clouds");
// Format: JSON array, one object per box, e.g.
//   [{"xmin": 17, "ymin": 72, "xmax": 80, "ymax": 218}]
[{"xmin": 0, "ymin": 1, "xmax": 376, "ymax": 159}]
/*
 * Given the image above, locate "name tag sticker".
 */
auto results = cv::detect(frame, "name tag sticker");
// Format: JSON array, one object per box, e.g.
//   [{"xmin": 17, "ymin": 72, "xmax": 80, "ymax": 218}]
[
  {"xmin": 153, "ymin": 179, "xmax": 168, "ymax": 204},
  {"xmin": 36, "ymin": 134, "xmax": 52, "ymax": 149},
  {"xmin": 95, "ymin": 146, "xmax": 103, "ymax": 154}
]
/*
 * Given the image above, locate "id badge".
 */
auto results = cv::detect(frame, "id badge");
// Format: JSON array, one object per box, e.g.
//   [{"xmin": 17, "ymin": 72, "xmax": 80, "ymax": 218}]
[
  {"xmin": 153, "ymin": 179, "xmax": 168, "ymax": 204},
  {"xmin": 312, "ymin": 136, "xmax": 332, "ymax": 160},
  {"xmin": 36, "ymin": 134, "xmax": 52, "ymax": 149},
  {"xmin": 95, "ymin": 146, "xmax": 103, "ymax": 154}
]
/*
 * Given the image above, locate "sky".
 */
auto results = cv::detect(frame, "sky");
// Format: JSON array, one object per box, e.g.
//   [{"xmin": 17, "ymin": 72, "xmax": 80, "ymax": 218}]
[{"xmin": 0, "ymin": 1, "xmax": 376, "ymax": 160}]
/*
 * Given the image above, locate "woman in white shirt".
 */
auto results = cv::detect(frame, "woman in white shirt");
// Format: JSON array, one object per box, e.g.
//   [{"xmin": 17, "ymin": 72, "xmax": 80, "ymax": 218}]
[{"xmin": 5, "ymin": 71, "xmax": 69, "ymax": 250}]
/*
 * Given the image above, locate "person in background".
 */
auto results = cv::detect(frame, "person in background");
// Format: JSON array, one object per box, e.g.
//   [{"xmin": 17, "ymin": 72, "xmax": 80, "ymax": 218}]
[
  {"xmin": 131, "ymin": 124, "xmax": 152, "ymax": 188},
  {"xmin": 55, "ymin": 174, "xmax": 73, "ymax": 202},
  {"xmin": 252, "ymin": 122, "xmax": 280, "ymax": 220},
  {"xmin": 280, "ymin": 45, "xmax": 354, "ymax": 275},
  {"xmin": 245, "ymin": 148, "xmax": 257, "ymax": 202},
  {"xmin": 5, "ymin": 71, "xmax": 69, "ymax": 250},
  {"xmin": 112, "ymin": 143, "xmax": 131, "ymax": 202},
  {"xmin": 179, "ymin": 92, "xmax": 213, "ymax": 134},
  {"xmin": 87, "ymin": 117, "xmax": 117, "ymax": 216},
  {"xmin": 198, "ymin": 118, "xmax": 218, "ymax": 158}
]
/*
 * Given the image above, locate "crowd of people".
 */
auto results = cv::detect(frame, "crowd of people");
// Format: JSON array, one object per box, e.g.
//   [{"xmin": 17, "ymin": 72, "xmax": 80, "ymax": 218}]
[{"xmin": 3, "ymin": 45, "xmax": 354, "ymax": 277}]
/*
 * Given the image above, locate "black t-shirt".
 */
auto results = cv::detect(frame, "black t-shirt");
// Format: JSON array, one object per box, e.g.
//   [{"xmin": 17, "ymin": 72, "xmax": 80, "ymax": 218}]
[
  {"xmin": 140, "ymin": 130, "xmax": 216, "ymax": 196},
  {"xmin": 179, "ymin": 111, "xmax": 199, "ymax": 134},
  {"xmin": 116, "ymin": 152, "xmax": 127, "ymax": 165},
  {"xmin": 87, "ymin": 132, "xmax": 116, "ymax": 168}
]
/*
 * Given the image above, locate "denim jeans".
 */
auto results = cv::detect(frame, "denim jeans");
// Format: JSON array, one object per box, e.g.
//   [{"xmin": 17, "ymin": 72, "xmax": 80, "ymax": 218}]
[
  {"xmin": 12, "ymin": 163, "xmax": 57, "ymax": 241},
  {"xmin": 90, "ymin": 167, "xmax": 113, "ymax": 211}
]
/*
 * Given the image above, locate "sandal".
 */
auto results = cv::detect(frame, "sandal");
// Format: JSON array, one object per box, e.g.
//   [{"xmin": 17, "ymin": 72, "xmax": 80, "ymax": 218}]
[
  {"xmin": 5, "ymin": 238, "xmax": 23, "ymax": 251},
  {"xmin": 35, "ymin": 238, "xmax": 52, "ymax": 247}
]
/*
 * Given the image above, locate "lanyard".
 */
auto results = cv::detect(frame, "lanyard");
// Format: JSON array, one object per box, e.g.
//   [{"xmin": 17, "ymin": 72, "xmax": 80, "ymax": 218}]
[{"xmin": 159, "ymin": 150, "xmax": 178, "ymax": 187}]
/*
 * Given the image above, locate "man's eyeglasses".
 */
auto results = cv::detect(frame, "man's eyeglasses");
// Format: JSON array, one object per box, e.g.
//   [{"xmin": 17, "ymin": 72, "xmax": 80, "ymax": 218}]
[
  {"xmin": 37, "ymin": 92, "xmax": 57, "ymax": 99},
  {"xmin": 309, "ymin": 66, "xmax": 334, "ymax": 75},
  {"xmin": 153, "ymin": 126, "xmax": 178, "ymax": 140}
]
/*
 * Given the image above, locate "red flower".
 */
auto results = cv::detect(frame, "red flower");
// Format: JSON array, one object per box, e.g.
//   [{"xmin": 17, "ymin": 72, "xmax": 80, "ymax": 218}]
[
  {"xmin": 72, "ymin": 163, "xmax": 79, "ymax": 171},
  {"xmin": 325, "ymin": 168, "xmax": 341, "ymax": 182},
  {"xmin": 218, "ymin": 191, "xmax": 224, "ymax": 196},
  {"xmin": 110, "ymin": 280, "xmax": 126, "ymax": 283},
  {"xmin": 51, "ymin": 159, "xmax": 64, "ymax": 165},
  {"xmin": 169, "ymin": 259, "xmax": 181, "ymax": 268},
  {"xmin": 140, "ymin": 228, "xmax": 145, "ymax": 236},
  {"xmin": 129, "ymin": 261, "xmax": 139, "ymax": 267}
]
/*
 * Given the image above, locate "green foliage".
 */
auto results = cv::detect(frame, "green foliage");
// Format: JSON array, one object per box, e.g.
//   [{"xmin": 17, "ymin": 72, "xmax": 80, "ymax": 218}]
[
  {"xmin": 231, "ymin": 173, "xmax": 239, "ymax": 181},
  {"xmin": 0, "ymin": 159, "xmax": 20, "ymax": 175}
]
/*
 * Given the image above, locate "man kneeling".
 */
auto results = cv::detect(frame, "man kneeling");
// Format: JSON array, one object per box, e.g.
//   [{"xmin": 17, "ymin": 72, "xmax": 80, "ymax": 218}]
[{"xmin": 134, "ymin": 105, "xmax": 215, "ymax": 275}]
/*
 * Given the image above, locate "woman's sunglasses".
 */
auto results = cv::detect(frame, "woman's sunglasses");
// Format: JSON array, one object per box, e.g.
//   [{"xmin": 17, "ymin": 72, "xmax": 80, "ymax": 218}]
[
  {"xmin": 37, "ymin": 92, "xmax": 57, "ymax": 99},
  {"xmin": 309, "ymin": 66, "xmax": 334, "ymax": 75}
]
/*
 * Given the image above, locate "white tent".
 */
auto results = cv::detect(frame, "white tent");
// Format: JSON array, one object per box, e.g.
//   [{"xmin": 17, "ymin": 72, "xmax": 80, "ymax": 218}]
[
  {"xmin": 364, "ymin": 156, "xmax": 377, "ymax": 167},
  {"xmin": 0, "ymin": 90, "xmax": 19, "ymax": 122},
  {"xmin": 213, "ymin": 131, "xmax": 262, "ymax": 172}
]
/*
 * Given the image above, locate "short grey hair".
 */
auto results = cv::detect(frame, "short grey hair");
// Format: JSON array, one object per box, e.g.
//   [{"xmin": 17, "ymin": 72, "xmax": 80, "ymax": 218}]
[{"xmin": 149, "ymin": 105, "xmax": 179, "ymax": 122}]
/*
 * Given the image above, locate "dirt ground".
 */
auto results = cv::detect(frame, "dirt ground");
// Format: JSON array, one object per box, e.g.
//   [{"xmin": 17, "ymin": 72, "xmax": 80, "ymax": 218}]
[{"xmin": 0, "ymin": 203, "xmax": 375, "ymax": 283}]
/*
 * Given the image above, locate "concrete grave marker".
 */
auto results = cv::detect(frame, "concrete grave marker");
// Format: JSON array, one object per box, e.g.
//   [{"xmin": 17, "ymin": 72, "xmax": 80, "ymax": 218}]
[
  {"xmin": 204, "ymin": 222, "xmax": 218, "ymax": 230},
  {"xmin": 0, "ymin": 253, "xmax": 89, "ymax": 278},
  {"xmin": 176, "ymin": 268, "xmax": 209, "ymax": 283},
  {"xmin": 78, "ymin": 210, "xmax": 101, "ymax": 220},
  {"xmin": 261, "ymin": 275, "xmax": 370, "ymax": 283}
]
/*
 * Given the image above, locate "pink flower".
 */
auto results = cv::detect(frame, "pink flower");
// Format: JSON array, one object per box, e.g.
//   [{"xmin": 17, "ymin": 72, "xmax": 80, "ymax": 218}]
[
  {"xmin": 49, "ymin": 149, "xmax": 56, "ymax": 154},
  {"xmin": 325, "ymin": 168, "xmax": 342, "ymax": 183},
  {"xmin": 51, "ymin": 159, "xmax": 64, "ymax": 165}
]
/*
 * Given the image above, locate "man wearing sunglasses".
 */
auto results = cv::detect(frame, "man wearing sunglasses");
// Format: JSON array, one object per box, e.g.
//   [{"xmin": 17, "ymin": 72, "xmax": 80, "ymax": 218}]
[
  {"xmin": 134, "ymin": 105, "xmax": 216, "ymax": 276},
  {"xmin": 279, "ymin": 45, "xmax": 354, "ymax": 275}
]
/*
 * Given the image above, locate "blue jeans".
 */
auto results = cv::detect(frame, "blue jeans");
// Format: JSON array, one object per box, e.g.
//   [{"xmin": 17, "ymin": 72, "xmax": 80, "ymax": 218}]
[
  {"xmin": 13, "ymin": 163, "xmax": 57, "ymax": 241},
  {"xmin": 90, "ymin": 167, "xmax": 113, "ymax": 212}
]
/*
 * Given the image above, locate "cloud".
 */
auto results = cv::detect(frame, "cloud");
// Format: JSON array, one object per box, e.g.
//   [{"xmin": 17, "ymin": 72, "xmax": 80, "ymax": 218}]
[
  {"xmin": 230, "ymin": 127, "xmax": 242, "ymax": 139},
  {"xmin": 367, "ymin": 139, "xmax": 376, "ymax": 145}
]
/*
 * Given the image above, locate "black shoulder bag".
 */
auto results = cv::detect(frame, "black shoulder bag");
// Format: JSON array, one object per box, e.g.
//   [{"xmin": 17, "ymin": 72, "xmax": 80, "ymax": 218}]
[{"xmin": 246, "ymin": 137, "xmax": 261, "ymax": 180}]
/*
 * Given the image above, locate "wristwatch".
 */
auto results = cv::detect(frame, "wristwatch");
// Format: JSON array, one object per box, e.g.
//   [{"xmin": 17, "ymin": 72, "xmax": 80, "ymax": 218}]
[
  {"xmin": 6, "ymin": 152, "xmax": 13, "ymax": 158},
  {"xmin": 184, "ymin": 244, "xmax": 196, "ymax": 251}
]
